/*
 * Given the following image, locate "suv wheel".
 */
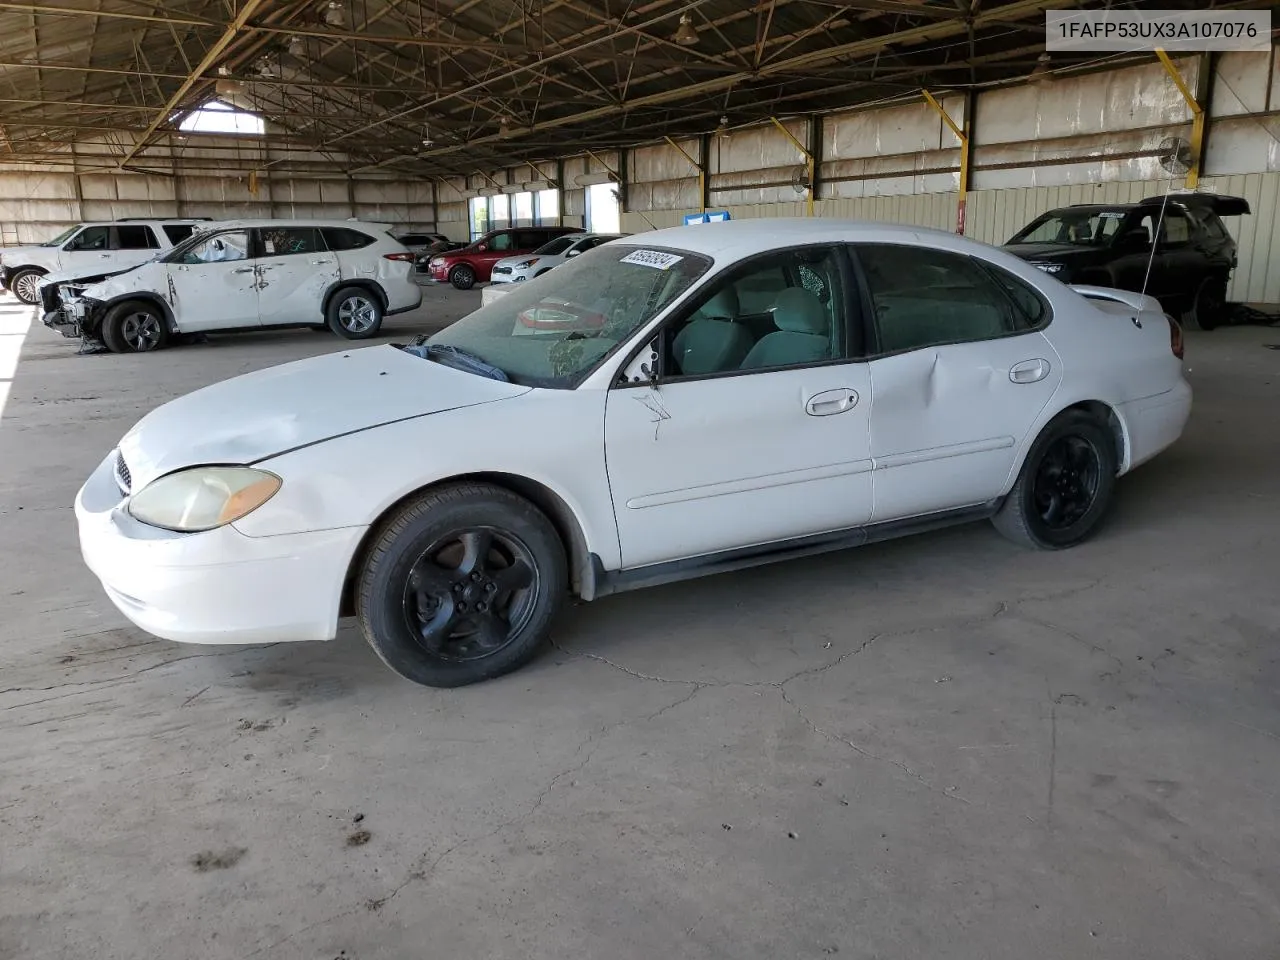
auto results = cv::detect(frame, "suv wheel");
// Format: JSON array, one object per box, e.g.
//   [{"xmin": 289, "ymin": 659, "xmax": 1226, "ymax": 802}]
[
  {"xmin": 327, "ymin": 287, "xmax": 384, "ymax": 339},
  {"xmin": 1190, "ymin": 276, "xmax": 1228, "ymax": 331},
  {"xmin": 449, "ymin": 264, "xmax": 477, "ymax": 290},
  {"xmin": 10, "ymin": 269, "xmax": 44, "ymax": 305},
  {"xmin": 101, "ymin": 301, "xmax": 169, "ymax": 353}
]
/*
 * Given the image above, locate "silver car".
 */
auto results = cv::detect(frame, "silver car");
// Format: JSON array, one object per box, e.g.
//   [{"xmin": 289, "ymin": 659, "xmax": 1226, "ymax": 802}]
[{"xmin": 489, "ymin": 233, "xmax": 625, "ymax": 284}]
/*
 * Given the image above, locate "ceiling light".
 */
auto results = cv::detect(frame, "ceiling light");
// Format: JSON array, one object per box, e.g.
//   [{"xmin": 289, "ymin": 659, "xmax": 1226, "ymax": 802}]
[
  {"xmin": 715, "ymin": 115, "xmax": 730, "ymax": 139},
  {"xmin": 1028, "ymin": 52, "xmax": 1053, "ymax": 87},
  {"xmin": 256, "ymin": 57, "xmax": 280, "ymax": 79},
  {"xmin": 288, "ymin": 35, "xmax": 306, "ymax": 56},
  {"xmin": 673, "ymin": 12, "xmax": 699, "ymax": 46},
  {"xmin": 498, "ymin": 117, "xmax": 513, "ymax": 139},
  {"xmin": 324, "ymin": 0, "xmax": 347, "ymax": 27}
]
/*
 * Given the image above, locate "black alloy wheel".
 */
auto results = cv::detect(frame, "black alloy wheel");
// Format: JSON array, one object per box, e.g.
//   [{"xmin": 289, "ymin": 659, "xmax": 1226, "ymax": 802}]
[{"xmin": 402, "ymin": 527, "xmax": 539, "ymax": 662}]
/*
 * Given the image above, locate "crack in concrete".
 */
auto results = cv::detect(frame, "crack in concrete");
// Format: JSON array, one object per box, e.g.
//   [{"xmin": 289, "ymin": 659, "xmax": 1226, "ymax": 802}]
[
  {"xmin": 253, "ymin": 683, "xmax": 706, "ymax": 953},
  {"xmin": 0, "ymin": 644, "xmax": 285, "ymax": 709}
]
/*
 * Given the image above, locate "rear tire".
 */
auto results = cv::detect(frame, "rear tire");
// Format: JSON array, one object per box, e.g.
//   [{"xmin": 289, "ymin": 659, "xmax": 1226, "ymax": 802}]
[
  {"xmin": 355, "ymin": 483, "xmax": 567, "ymax": 688},
  {"xmin": 10, "ymin": 268, "xmax": 45, "ymax": 305},
  {"xmin": 1190, "ymin": 276, "xmax": 1227, "ymax": 331},
  {"xmin": 326, "ymin": 286, "xmax": 384, "ymax": 339},
  {"xmin": 993, "ymin": 411, "xmax": 1117, "ymax": 550},
  {"xmin": 101, "ymin": 300, "xmax": 169, "ymax": 354},
  {"xmin": 449, "ymin": 264, "xmax": 477, "ymax": 290}
]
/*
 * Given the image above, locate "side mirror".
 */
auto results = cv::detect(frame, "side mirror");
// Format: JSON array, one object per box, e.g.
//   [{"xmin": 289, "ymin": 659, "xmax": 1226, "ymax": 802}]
[
  {"xmin": 477, "ymin": 243, "xmax": 488, "ymax": 252},
  {"xmin": 566, "ymin": 248, "xmax": 581, "ymax": 257}
]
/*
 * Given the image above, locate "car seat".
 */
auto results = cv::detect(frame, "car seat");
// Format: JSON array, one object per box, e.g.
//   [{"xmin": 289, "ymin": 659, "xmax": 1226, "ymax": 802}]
[
  {"xmin": 740, "ymin": 287, "xmax": 831, "ymax": 369},
  {"xmin": 672, "ymin": 287, "xmax": 754, "ymax": 375}
]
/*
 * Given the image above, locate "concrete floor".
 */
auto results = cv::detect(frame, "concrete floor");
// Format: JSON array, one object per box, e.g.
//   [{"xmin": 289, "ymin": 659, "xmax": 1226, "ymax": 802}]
[{"xmin": 1, "ymin": 286, "xmax": 1279, "ymax": 960}]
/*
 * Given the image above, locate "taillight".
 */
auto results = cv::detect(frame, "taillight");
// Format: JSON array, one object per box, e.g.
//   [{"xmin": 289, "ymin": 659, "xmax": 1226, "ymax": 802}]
[
  {"xmin": 382, "ymin": 252, "xmax": 415, "ymax": 262},
  {"xmin": 1167, "ymin": 314, "xmax": 1184, "ymax": 360}
]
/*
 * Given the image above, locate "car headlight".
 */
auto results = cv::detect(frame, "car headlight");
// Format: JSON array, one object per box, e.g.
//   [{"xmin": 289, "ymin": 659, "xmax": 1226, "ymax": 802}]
[
  {"xmin": 1032, "ymin": 261, "xmax": 1066, "ymax": 275},
  {"xmin": 515, "ymin": 258, "xmax": 538, "ymax": 269},
  {"xmin": 127, "ymin": 466, "xmax": 281, "ymax": 532}
]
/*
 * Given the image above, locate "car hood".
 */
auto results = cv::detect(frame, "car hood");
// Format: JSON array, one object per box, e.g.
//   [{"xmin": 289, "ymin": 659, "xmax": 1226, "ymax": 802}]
[
  {"xmin": 117, "ymin": 345, "xmax": 531, "ymax": 489},
  {"xmin": 1003, "ymin": 242, "xmax": 1101, "ymax": 262},
  {"xmin": 42, "ymin": 265, "xmax": 140, "ymax": 289},
  {"xmin": 1, "ymin": 245, "xmax": 46, "ymax": 262}
]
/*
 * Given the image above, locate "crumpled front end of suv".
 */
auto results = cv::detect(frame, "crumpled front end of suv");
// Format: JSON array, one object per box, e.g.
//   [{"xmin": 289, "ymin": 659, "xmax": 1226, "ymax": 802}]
[{"xmin": 40, "ymin": 279, "xmax": 103, "ymax": 339}]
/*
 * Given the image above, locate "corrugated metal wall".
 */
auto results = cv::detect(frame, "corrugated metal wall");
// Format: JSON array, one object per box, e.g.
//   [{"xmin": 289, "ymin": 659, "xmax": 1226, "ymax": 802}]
[{"xmin": 5, "ymin": 49, "xmax": 1278, "ymax": 302}]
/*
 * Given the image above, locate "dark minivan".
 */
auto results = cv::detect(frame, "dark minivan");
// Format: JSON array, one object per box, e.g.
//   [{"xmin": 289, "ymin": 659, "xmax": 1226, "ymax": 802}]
[{"xmin": 426, "ymin": 225, "xmax": 583, "ymax": 289}]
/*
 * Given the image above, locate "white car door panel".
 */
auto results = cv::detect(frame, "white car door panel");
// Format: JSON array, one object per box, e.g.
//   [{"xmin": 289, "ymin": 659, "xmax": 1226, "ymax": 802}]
[
  {"xmin": 868, "ymin": 334, "xmax": 1061, "ymax": 520},
  {"xmin": 604, "ymin": 243, "xmax": 873, "ymax": 570},
  {"xmin": 856, "ymin": 242, "xmax": 1064, "ymax": 522},
  {"xmin": 256, "ymin": 227, "xmax": 340, "ymax": 326},
  {"xmin": 166, "ymin": 230, "xmax": 258, "ymax": 332},
  {"xmin": 605, "ymin": 370, "xmax": 874, "ymax": 568}
]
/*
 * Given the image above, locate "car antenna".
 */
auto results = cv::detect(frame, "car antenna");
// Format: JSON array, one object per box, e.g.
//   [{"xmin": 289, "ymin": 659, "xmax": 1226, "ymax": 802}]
[{"xmin": 1143, "ymin": 136, "xmax": 1194, "ymax": 298}]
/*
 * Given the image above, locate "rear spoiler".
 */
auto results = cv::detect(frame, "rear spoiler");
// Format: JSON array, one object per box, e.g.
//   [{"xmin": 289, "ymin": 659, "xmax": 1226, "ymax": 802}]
[
  {"xmin": 1138, "ymin": 193, "xmax": 1251, "ymax": 217},
  {"xmin": 1070, "ymin": 285, "xmax": 1163, "ymax": 313}
]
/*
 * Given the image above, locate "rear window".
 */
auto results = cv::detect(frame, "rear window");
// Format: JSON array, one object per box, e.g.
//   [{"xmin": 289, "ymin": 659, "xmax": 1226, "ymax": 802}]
[
  {"xmin": 322, "ymin": 227, "xmax": 376, "ymax": 251},
  {"xmin": 163, "ymin": 224, "xmax": 198, "ymax": 244},
  {"xmin": 397, "ymin": 234, "xmax": 429, "ymax": 245}
]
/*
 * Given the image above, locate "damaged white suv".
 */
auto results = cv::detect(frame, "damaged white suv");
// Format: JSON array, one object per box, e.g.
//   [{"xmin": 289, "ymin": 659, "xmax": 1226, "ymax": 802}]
[{"xmin": 42, "ymin": 219, "xmax": 422, "ymax": 353}]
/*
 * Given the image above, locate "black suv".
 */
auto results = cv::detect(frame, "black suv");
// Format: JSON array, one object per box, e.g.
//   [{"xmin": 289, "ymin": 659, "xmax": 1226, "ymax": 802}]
[{"xmin": 1003, "ymin": 193, "xmax": 1249, "ymax": 329}]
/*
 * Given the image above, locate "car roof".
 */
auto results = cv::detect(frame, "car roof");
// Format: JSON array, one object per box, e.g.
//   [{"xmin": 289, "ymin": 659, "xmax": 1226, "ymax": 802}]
[
  {"xmin": 611, "ymin": 218, "xmax": 997, "ymax": 261},
  {"xmin": 191, "ymin": 219, "xmax": 394, "ymax": 232}
]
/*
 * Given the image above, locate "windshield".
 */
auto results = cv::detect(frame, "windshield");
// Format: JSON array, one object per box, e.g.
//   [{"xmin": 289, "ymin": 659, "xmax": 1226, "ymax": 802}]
[
  {"xmin": 424, "ymin": 244, "xmax": 711, "ymax": 388},
  {"xmin": 532, "ymin": 236, "xmax": 577, "ymax": 256},
  {"xmin": 41, "ymin": 225, "xmax": 83, "ymax": 247},
  {"xmin": 1009, "ymin": 209, "xmax": 1127, "ymax": 246}
]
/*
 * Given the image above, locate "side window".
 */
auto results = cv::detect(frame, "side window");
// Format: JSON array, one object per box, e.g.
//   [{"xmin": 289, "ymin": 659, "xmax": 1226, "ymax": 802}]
[
  {"xmin": 488, "ymin": 232, "xmax": 514, "ymax": 252},
  {"xmin": 260, "ymin": 226, "xmax": 322, "ymax": 256},
  {"xmin": 112, "ymin": 225, "xmax": 158, "ymax": 250},
  {"xmin": 178, "ymin": 231, "xmax": 251, "ymax": 264},
  {"xmin": 856, "ymin": 244, "xmax": 1023, "ymax": 354},
  {"xmin": 983, "ymin": 264, "xmax": 1050, "ymax": 331},
  {"xmin": 1162, "ymin": 211, "xmax": 1191, "ymax": 245},
  {"xmin": 519, "ymin": 231, "xmax": 550, "ymax": 249},
  {"xmin": 321, "ymin": 227, "xmax": 375, "ymax": 251},
  {"xmin": 163, "ymin": 224, "xmax": 197, "ymax": 245},
  {"xmin": 663, "ymin": 246, "xmax": 848, "ymax": 378},
  {"xmin": 65, "ymin": 226, "xmax": 109, "ymax": 251}
]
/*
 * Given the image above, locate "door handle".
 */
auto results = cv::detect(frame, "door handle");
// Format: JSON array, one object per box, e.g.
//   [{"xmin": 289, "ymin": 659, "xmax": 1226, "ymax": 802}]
[
  {"xmin": 1009, "ymin": 358, "xmax": 1051, "ymax": 384},
  {"xmin": 310, "ymin": 259, "xmax": 329, "ymax": 265},
  {"xmin": 804, "ymin": 388, "xmax": 859, "ymax": 417},
  {"xmin": 232, "ymin": 267, "xmax": 256, "ymax": 274}
]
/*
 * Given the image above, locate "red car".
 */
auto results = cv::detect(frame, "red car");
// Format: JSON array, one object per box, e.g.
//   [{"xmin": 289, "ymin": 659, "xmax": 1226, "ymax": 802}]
[{"xmin": 427, "ymin": 225, "xmax": 582, "ymax": 290}]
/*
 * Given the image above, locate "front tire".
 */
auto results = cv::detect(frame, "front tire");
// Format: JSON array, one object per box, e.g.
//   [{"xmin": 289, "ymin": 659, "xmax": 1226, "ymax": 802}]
[
  {"xmin": 449, "ymin": 264, "xmax": 477, "ymax": 290},
  {"xmin": 993, "ymin": 411, "xmax": 1117, "ymax": 550},
  {"xmin": 327, "ymin": 287, "xmax": 384, "ymax": 339},
  {"xmin": 1190, "ymin": 276, "xmax": 1228, "ymax": 331},
  {"xmin": 10, "ymin": 268, "xmax": 45, "ymax": 305},
  {"xmin": 101, "ymin": 300, "xmax": 169, "ymax": 353},
  {"xmin": 355, "ymin": 483, "xmax": 567, "ymax": 688}
]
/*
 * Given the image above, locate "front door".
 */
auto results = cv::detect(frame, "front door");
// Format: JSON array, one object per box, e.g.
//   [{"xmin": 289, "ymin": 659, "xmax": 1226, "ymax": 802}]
[
  {"xmin": 253, "ymin": 226, "xmax": 340, "ymax": 326},
  {"xmin": 605, "ymin": 244, "xmax": 875, "ymax": 569},
  {"xmin": 854, "ymin": 243, "xmax": 1063, "ymax": 521},
  {"xmin": 165, "ymin": 229, "xmax": 259, "ymax": 332},
  {"xmin": 59, "ymin": 225, "xmax": 114, "ymax": 276}
]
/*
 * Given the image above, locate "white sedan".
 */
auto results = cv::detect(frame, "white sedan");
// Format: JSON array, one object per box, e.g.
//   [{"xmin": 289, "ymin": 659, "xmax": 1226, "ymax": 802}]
[
  {"xmin": 489, "ymin": 232, "xmax": 625, "ymax": 284},
  {"xmin": 76, "ymin": 220, "xmax": 1191, "ymax": 687}
]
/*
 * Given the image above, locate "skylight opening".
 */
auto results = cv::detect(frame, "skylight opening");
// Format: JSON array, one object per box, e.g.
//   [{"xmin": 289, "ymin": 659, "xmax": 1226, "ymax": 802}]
[{"xmin": 176, "ymin": 100, "xmax": 265, "ymax": 135}]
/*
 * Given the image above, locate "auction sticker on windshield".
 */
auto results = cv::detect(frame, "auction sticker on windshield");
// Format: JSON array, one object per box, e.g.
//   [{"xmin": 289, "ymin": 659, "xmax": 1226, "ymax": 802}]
[{"xmin": 620, "ymin": 249, "xmax": 684, "ymax": 270}]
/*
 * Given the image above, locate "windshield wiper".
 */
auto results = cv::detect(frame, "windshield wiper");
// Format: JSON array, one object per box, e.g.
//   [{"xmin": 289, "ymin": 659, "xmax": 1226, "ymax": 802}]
[{"xmin": 400, "ymin": 342, "xmax": 509, "ymax": 382}]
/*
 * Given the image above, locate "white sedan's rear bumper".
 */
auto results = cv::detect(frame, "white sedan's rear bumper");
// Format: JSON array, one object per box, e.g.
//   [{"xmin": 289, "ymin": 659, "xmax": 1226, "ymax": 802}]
[
  {"xmin": 75, "ymin": 453, "xmax": 363, "ymax": 645},
  {"xmin": 1119, "ymin": 378, "xmax": 1193, "ymax": 472}
]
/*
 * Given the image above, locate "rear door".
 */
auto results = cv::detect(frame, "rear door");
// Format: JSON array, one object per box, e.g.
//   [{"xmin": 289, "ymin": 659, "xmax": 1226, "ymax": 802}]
[
  {"xmin": 254, "ymin": 226, "xmax": 339, "ymax": 326},
  {"xmin": 109, "ymin": 224, "xmax": 162, "ymax": 271},
  {"xmin": 855, "ymin": 243, "xmax": 1063, "ymax": 521}
]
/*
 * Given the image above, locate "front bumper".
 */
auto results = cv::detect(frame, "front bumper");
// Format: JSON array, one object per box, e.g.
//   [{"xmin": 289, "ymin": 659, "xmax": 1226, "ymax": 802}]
[{"xmin": 75, "ymin": 452, "xmax": 364, "ymax": 645}]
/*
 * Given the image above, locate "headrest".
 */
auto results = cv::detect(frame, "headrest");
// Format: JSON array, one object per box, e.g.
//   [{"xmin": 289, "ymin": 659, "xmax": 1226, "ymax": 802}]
[
  {"xmin": 770, "ymin": 287, "xmax": 827, "ymax": 334},
  {"xmin": 700, "ymin": 286, "xmax": 739, "ymax": 320}
]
